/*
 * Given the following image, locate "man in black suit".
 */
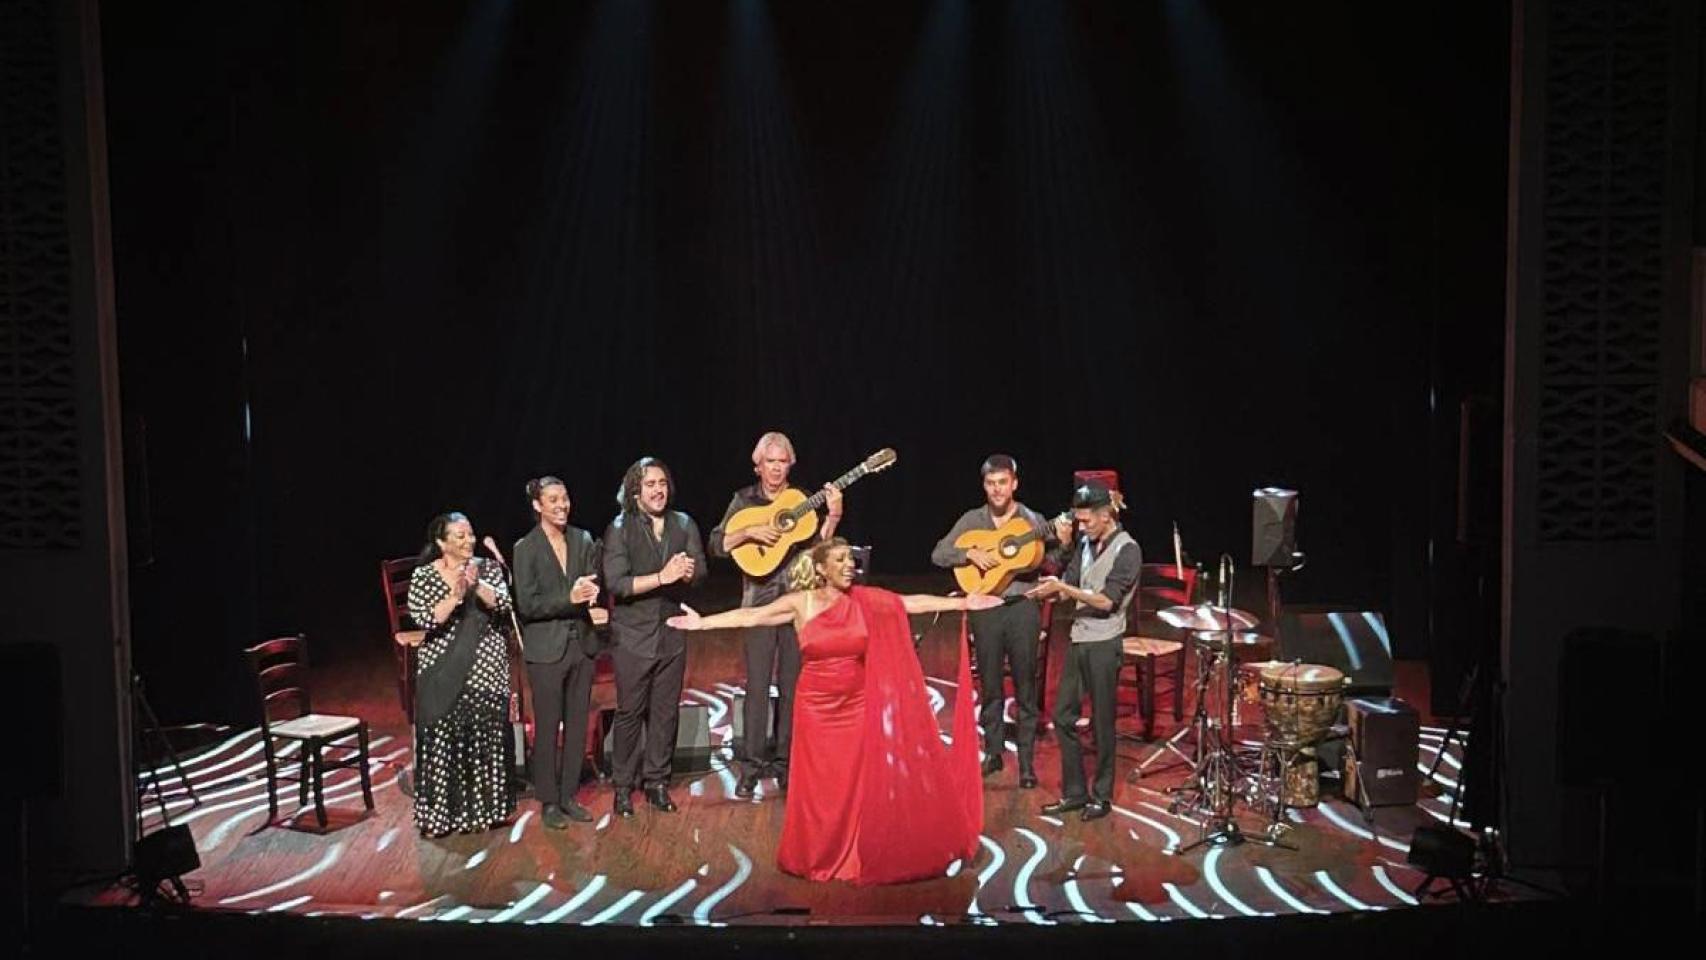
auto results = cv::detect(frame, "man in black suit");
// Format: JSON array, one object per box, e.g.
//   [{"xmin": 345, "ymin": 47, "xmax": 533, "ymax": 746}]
[
  {"xmin": 512, "ymin": 476, "xmax": 604, "ymax": 829},
  {"xmin": 602, "ymin": 456, "xmax": 708, "ymax": 818}
]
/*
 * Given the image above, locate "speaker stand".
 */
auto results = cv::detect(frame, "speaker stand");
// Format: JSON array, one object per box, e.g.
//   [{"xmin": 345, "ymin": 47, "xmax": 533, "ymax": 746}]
[{"xmin": 133, "ymin": 675, "xmax": 198, "ymax": 829}]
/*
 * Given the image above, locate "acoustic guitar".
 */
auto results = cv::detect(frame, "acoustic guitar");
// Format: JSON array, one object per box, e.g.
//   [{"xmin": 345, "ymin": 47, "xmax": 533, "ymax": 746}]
[
  {"xmin": 728, "ymin": 448, "xmax": 898, "ymax": 577},
  {"xmin": 952, "ymin": 514, "xmax": 1063, "ymax": 596},
  {"xmin": 953, "ymin": 489, "xmax": 1125, "ymax": 594}
]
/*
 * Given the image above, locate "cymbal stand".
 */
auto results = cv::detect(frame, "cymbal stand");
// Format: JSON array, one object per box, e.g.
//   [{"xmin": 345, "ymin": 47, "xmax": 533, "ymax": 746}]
[
  {"xmin": 1177, "ymin": 557, "xmax": 1290, "ymax": 853},
  {"xmin": 1130, "ymin": 638, "xmax": 1217, "ymax": 780}
]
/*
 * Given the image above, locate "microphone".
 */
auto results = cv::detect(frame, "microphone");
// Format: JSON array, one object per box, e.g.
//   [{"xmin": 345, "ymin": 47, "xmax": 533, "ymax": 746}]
[{"xmin": 481, "ymin": 536, "xmax": 509, "ymax": 569}]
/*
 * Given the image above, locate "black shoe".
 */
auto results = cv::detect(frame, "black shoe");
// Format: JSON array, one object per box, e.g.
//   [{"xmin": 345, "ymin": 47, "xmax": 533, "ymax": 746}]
[
  {"xmin": 1041, "ymin": 796, "xmax": 1088, "ymax": 816},
  {"xmin": 541, "ymin": 804, "xmax": 570, "ymax": 830},
  {"xmin": 645, "ymin": 784, "xmax": 677, "ymax": 812},
  {"xmin": 735, "ymin": 770, "xmax": 759, "ymax": 799},
  {"xmin": 562, "ymin": 799, "xmax": 593, "ymax": 823},
  {"xmin": 1080, "ymin": 800, "xmax": 1111, "ymax": 822},
  {"xmin": 774, "ymin": 763, "xmax": 789, "ymax": 792},
  {"xmin": 1019, "ymin": 772, "xmax": 1039, "ymax": 790},
  {"xmin": 980, "ymin": 755, "xmax": 1004, "ymax": 777},
  {"xmin": 613, "ymin": 790, "xmax": 635, "ymax": 819}
]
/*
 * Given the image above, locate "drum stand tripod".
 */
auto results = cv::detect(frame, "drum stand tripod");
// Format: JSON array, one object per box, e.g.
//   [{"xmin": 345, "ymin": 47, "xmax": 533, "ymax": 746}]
[
  {"xmin": 1164, "ymin": 558, "xmax": 1291, "ymax": 852},
  {"xmin": 1130, "ymin": 637, "xmax": 1218, "ymax": 780},
  {"xmin": 1175, "ymin": 628, "xmax": 1293, "ymax": 852}
]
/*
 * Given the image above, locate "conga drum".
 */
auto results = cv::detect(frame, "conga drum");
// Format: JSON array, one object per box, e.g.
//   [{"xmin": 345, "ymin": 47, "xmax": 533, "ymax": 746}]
[{"xmin": 1258, "ymin": 662, "xmax": 1346, "ymax": 748}]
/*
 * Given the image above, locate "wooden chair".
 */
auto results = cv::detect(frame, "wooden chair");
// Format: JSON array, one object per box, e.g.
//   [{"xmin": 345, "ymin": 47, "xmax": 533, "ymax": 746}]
[
  {"xmin": 380, "ymin": 556, "xmax": 424, "ymax": 721},
  {"xmin": 1119, "ymin": 564, "xmax": 1198, "ymax": 741},
  {"xmin": 244, "ymin": 635, "xmax": 374, "ymax": 827}
]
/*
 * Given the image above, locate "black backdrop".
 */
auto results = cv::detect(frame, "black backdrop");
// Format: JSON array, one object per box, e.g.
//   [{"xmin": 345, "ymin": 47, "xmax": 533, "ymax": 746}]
[{"xmin": 101, "ymin": 0, "xmax": 1508, "ymax": 722}]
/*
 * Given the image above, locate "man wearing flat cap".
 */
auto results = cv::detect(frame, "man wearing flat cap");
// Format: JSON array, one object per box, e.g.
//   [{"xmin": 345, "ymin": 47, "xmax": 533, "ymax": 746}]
[{"xmin": 1026, "ymin": 480, "xmax": 1141, "ymax": 821}]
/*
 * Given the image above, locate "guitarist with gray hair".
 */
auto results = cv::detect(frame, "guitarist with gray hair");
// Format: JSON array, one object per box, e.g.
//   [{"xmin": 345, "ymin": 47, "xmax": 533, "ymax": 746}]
[{"xmin": 709, "ymin": 431, "xmax": 843, "ymax": 798}]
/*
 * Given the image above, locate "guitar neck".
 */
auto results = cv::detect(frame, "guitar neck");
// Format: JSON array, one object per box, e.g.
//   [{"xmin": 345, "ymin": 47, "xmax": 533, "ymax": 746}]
[{"xmin": 790, "ymin": 466, "xmax": 867, "ymax": 519}]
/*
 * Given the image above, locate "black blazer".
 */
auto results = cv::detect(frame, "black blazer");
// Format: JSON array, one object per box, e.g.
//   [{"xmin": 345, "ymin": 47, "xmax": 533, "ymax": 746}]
[
  {"xmin": 512, "ymin": 524, "xmax": 601, "ymax": 664},
  {"xmin": 602, "ymin": 509, "xmax": 708, "ymax": 660}
]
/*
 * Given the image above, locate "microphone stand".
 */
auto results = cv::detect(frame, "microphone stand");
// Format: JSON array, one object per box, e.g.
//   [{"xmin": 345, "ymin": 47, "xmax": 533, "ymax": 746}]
[
  {"xmin": 1263, "ymin": 548, "xmax": 1306, "ymax": 653},
  {"xmin": 481, "ymin": 543, "xmax": 533, "ymax": 788}
]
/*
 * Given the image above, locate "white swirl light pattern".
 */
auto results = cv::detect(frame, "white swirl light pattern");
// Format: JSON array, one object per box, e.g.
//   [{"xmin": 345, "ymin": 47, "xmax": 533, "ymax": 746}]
[{"xmin": 133, "ymin": 684, "xmax": 1473, "ymax": 924}]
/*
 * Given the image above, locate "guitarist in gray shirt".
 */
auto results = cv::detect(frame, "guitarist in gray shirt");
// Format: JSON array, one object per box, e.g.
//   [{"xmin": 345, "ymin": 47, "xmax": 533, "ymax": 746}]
[{"xmin": 930, "ymin": 454, "xmax": 1060, "ymax": 789}]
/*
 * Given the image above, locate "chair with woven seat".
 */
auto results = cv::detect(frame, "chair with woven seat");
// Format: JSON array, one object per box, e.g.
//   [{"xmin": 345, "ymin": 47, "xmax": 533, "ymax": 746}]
[
  {"xmin": 245, "ymin": 634, "xmax": 375, "ymax": 827},
  {"xmin": 1118, "ymin": 563, "xmax": 1198, "ymax": 741}
]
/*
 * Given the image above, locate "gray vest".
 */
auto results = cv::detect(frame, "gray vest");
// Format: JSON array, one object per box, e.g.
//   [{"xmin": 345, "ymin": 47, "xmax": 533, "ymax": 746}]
[{"xmin": 1069, "ymin": 530, "xmax": 1137, "ymax": 645}]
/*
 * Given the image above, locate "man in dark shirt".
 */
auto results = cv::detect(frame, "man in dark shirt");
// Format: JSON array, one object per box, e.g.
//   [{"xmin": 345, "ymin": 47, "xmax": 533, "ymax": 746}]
[
  {"xmin": 930, "ymin": 454, "xmax": 1056, "ymax": 789},
  {"xmin": 708, "ymin": 431, "xmax": 842, "ymax": 798},
  {"xmin": 1028, "ymin": 481, "xmax": 1141, "ymax": 821},
  {"xmin": 512, "ymin": 476, "xmax": 603, "ymax": 828},
  {"xmin": 602, "ymin": 456, "xmax": 708, "ymax": 818}
]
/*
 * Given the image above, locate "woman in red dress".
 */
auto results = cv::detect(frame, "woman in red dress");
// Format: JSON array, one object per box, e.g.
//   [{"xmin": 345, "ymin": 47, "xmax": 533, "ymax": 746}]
[{"xmin": 671, "ymin": 538, "xmax": 1000, "ymax": 884}]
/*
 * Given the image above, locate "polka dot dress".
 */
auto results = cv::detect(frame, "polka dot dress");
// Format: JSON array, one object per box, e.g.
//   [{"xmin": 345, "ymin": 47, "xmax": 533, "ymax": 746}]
[{"xmin": 407, "ymin": 560, "xmax": 517, "ymax": 838}]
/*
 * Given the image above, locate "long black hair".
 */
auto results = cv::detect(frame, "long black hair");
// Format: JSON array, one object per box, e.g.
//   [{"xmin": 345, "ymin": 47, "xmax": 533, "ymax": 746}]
[
  {"xmin": 615, "ymin": 456, "xmax": 673, "ymax": 516},
  {"xmin": 418, "ymin": 511, "xmax": 470, "ymax": 563}
]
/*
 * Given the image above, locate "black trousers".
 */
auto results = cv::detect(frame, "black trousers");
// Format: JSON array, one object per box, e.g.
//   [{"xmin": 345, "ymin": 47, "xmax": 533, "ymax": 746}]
[
  {"xmin": 740, "ymin": 623, "xmax": 799, "ymax": 768},
  {"xmin": 969, "ymin": 598, "xmax": 1042, "ymax": 771},
  {"xmin": 611, "ymin": 646, "xmax": 685, "ymax": 790},
  {"xmin": 1053, "ymin": 637, "xmax": 1122, "ymax": 802},
  {"xmin": 525, "ymin": 649, "xmax": 596, "ymax": 808}
]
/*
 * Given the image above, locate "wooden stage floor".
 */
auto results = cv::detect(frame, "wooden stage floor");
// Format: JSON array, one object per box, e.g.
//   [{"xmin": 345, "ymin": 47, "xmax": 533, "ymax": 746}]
[{"xmin": 88, "ymin": 602, "xmax": 1508, "ymax": 932}]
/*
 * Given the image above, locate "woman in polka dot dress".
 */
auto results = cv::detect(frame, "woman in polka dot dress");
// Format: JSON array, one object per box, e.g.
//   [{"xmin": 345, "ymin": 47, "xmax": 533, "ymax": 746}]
[{"xmin": 407, "ymin": 512, "xmax": 517, "ymax": 838}]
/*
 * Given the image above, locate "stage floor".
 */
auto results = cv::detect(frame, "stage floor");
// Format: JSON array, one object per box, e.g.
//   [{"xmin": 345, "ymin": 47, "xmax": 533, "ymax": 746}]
[{"xmin": 97, "ymin": 608, "xmax": 1499, "ymax": 928}]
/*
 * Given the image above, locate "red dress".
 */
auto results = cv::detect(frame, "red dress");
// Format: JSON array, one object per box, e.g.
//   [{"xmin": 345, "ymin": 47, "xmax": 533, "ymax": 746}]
[{"xmin": 777, "ymin": 586, "xmax": 983, "ymax": 885}]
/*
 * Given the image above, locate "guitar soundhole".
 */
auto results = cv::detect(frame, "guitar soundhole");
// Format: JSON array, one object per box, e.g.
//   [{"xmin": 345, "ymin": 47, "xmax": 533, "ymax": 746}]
[
  {"xmin": 776, "ymin": 514, "xmax": 797, "ymax": 533},
  {"xmin": 1000, "ymin": 541, "xmax": 1018, "ymax": 559}
]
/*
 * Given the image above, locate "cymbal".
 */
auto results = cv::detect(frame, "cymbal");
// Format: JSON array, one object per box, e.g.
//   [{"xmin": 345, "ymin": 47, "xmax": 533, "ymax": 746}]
[
  {"xmin": 1223, "ymin": 631, "xmax": 1273, "ymax": 646},
  {"xmin": 1157, "ymin": 604, "xmax": 1260, "ymax": 632}
]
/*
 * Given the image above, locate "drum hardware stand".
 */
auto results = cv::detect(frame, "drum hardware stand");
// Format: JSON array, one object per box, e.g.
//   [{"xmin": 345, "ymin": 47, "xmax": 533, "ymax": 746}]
[
  {"xmin": 1130, "ymin": 639, "xmax": 1217, "ymax": 780},
  {"xmin": 1173, "ymin": 557, "xmax": 1290, "ymax": 853},
  {"xmin": 1255, "ymin": 738, "xmax": 1316, "ymax": 843},
  {"xmin": 1179, "ymin": 682, "xmax": 1290, "ymax": 854}
]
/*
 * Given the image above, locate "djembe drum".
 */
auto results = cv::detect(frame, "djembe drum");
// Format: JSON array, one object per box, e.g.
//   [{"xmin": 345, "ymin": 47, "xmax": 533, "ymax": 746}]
[{"xmin": 1258, "ymin": 662, "xmax": 1347, "ymax": 810}]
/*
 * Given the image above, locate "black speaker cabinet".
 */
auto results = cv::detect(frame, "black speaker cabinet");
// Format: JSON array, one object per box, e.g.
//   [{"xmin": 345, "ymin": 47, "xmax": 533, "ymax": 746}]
[
  {"xmin": 599, "ymin": 701, "xmax": 713, "ymax": 775},
  {"xmin": 1251, "ymin": 487, "xmax": 1298, "ymax": 567},
  {"xmin": 1344, "ymin": 697, "xmax": 1420, "ymax": 806}
]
